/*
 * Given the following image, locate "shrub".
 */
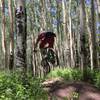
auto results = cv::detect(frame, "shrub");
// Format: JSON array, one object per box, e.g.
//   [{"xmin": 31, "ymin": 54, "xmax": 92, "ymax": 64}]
[
  {"xmin": 0, "ymin": 71, "xmax": 48, "ymax": 100},
  {"xmin": 93, "ymin": 70, "xmax": 100, "ymax": 89},
  {"xmin": 47, "ymin": 68, "xmax": 83, "ymax": 81}
]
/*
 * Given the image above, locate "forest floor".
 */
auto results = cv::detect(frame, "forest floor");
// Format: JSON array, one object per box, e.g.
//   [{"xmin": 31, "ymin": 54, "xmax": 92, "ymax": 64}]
[{"xmin": 42, "ymin": 78, "xmax": 100, "ymax": 100}]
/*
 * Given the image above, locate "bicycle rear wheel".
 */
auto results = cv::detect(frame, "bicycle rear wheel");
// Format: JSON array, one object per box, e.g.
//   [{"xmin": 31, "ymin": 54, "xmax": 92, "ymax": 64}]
[
  {"xmin": 41, "ymin": 59, "xmax": 50, "ymax": 75},
  {"xmin": 47, "ymin": 48, "xmax": 59, "ymax": 66}
]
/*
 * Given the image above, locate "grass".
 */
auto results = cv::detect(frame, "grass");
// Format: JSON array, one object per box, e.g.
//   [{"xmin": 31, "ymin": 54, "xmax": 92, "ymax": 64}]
[
  {"xmin": 0, "ymin": 71, "xmax": 48, "ymax": 100},
  {"xmin": 0, "ymin": 67, "xmax": 100, "ymax": 99}
]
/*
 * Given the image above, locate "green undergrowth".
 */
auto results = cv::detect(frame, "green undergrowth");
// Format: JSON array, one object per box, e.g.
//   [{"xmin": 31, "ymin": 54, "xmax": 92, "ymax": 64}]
[
  {"xmin": 0, "ymin": 68, "xmax": 100, "ymax": 100},
  {"xmin": 0, "ymin": 71, "xmax": 48, "ymax": 100},
  {"xmin": 47, "ymin": 68, "xmax": 83, "ymax": 81}
]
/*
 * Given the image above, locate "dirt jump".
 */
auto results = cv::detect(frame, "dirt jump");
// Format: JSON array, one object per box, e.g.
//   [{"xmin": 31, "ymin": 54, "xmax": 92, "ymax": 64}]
[{"xmin": 42, "ymin": 78, "xmax": 100, "ymax": 100}]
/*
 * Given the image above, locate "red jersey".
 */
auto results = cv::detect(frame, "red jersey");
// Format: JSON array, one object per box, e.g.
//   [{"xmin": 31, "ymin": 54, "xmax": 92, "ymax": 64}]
[{"xmin": 37, "ymin": 32, "xmax": 56, "ymax": 49}]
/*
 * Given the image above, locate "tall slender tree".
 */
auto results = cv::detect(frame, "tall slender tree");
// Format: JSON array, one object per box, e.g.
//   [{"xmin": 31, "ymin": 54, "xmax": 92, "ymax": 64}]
[
  {"xmin": 80, "ymin": 0, "xmax": 87, "ymax": 80},
  {"xmin": 89, "ymin": 0, "xmax": 98, "ymax": 69},
  {"xmin": 95, "ymin": 0, "xmax": 100, "ymax": 67},
  {"xmin": 96, "ymin": 0, "xmax": 100, "ymax": 14},
  {"xmin": 0, "ymin": 0, "xmax": 7, "ymax": 69},
  {"xmin": 62, "ymin": 0, "xmax": 70, "ymax": 67},
  {"xmin": 15, "ymin": 0, "xmax": 27, "ymax": 71},
  {"xmin": 8, "ymin": 0, "xmax": 14, "ymax": 70},
  {"xmin": 69, "ymin": 0, "xmax": 75, "ymax": 68},
  {"xmin": 40, "ymin": 0, "xmax": 46, "ymax": 30}
]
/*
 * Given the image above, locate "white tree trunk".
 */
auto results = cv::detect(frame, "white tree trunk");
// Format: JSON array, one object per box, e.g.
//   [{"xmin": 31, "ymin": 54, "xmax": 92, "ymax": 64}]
[
  {"xmin": 1, "ymin": 0, "xmax": 7, "ymax": 69},
  {"xmin": 89, "ymin": 0, "xmax": 98, "ymax": 69},
  {"xmin": 80, "ymin": 0, "xmax": 86, "ymax": 70},
  {"xmin": 15, "ymin": 0, "xmax": 27, "ymax": 69},
  {"xmin": 8, "ymin": 0, "xmax": 14, "ymax": 70},
  {"xmin": 69, "ymin": 0, "xmax": 75, "ymax": 68}
]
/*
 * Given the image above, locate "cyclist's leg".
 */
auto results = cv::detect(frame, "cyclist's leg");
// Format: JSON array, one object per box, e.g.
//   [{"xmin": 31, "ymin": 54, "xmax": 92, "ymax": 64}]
[
  {"xmin": 40, "ymin": 48, "xmax": 46, "ymax": 59},
  {"xmin": 55, "ymin": 52, "xmax": 59, "ymax": 66},
  {"xmin": 40, "ymin": 48, "xmax": 46, "ymax": 67},
  {"xmin": 52, "ymin": 49, "xmax": 59, "ymax": 66},
  {"xmin": 48, "ymin": 48, "xmax": 59, "ymax": 66},
  {"xmin": 40, "ymin": 48, "xmax": 50, "ymax": 74}
]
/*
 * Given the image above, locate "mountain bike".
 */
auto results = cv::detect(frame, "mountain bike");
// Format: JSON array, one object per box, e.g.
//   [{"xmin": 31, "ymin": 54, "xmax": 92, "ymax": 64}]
[{"xmin": 35, "ymin": 48, "xmax": 59, "ymax": 75}]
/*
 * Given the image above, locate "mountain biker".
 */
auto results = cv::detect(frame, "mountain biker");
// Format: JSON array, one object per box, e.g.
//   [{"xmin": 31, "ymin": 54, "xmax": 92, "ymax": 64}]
[{"xmin": 34, "ymin": 31, "xmax": 56, "ymax": 64}]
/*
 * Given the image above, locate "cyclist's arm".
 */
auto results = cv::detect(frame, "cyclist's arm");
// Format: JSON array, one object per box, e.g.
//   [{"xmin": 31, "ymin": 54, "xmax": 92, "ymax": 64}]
[
  {"xmin": 34, "ymin": 36, "xmax": 40, "ymax": 51},
  {"xmin": 34, "ymin": 34, "xmax": 43, "ymax": 50},
  {"xmin": 34, "ymin": 33, "xmax": 45, "ymax": 50},
  {"xmin": 34, "ymin": 39, "xmax": 38, "ymax": 49}
]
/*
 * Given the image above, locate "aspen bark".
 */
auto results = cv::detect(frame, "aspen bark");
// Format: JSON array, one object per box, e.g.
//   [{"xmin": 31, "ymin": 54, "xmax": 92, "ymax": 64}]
[
  {"xmin": 8, "ymin": 0, "xmax": 14, "ymax": 70},
  {"xmin": 15, "ymin": 0, "xmax": 27, "ymax": 70},
  {"xmin": 89, "ymin": 0, "xmax": 98, "ymax": 69},
  {"xmin": 69, "ymin": 0, "xmax": 75, "ymax": 68},
  {"xmin": 1, "ymin": 0, "xmax": 7, "ymax": 69}
]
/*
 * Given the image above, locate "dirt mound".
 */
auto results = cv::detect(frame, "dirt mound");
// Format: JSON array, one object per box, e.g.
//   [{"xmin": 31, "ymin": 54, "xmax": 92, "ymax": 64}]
[{"xmin": 42, "ymin": 78, "xmax": 100, "ymax": 100}]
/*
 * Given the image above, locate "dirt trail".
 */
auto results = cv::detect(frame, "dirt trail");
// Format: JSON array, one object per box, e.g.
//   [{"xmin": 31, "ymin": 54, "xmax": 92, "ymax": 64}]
[{"xmin": 42, "ymin": 78, "xmax": 100, "ymax": 100}]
